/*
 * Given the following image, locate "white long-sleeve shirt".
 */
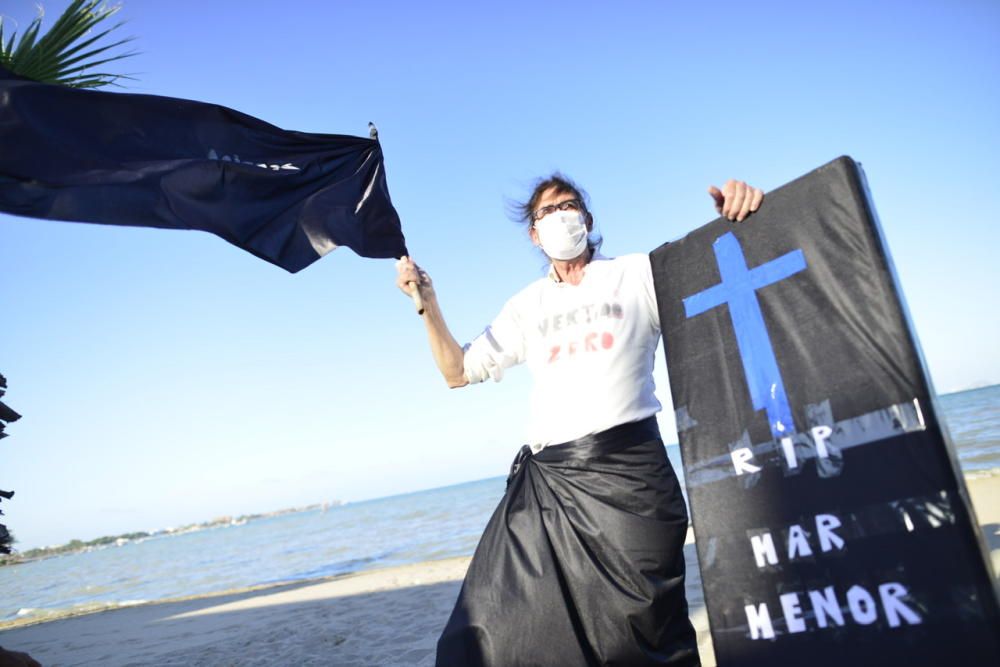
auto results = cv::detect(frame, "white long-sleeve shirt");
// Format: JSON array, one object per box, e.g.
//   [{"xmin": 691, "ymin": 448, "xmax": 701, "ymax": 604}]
[{"xmin": 463, "ymin": 253, "xmax": 662, "ymax": 449}]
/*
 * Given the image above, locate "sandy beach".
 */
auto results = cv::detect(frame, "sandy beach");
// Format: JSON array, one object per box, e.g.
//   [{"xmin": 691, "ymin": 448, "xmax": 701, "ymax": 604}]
[{"xmin": 2, "ymin": 475, "xmax": 997, "ymax": 667}]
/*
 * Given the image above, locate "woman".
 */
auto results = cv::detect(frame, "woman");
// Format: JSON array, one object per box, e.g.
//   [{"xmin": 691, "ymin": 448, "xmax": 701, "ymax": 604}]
[{"xmin": 397, "ymin": 175, "xmax": 763, "ymax": 666}]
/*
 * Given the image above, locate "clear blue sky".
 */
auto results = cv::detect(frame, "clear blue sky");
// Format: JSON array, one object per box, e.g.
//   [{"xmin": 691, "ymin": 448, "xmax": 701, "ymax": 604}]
[{"xmin": 2, "ymin": 0, "xmax": 998, "ymax": 549}]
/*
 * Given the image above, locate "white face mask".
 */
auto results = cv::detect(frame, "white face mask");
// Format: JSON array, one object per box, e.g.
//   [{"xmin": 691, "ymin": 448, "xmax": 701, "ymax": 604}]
[{"xmin": 534, "ymin": 210, "xmax": 589, "ymax": 260}]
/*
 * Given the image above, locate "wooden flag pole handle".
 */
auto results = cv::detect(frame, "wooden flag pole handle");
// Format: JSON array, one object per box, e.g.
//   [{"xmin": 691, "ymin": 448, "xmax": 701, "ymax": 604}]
[{"xmin": 408, "ymin": 281, "xmax": 425, "ymax": 315}]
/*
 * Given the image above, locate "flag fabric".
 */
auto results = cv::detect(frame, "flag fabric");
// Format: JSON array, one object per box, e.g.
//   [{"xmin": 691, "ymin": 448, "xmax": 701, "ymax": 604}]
[{"xmin": 0, "ymin": 65, "xmax": 407, "ymax": 272}]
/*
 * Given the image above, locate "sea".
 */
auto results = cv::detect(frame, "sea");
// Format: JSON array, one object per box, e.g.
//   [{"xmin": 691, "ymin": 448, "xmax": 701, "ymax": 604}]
[{"xmin": 2, "ymin": 385, "xmax": 998, "ymax": 626}]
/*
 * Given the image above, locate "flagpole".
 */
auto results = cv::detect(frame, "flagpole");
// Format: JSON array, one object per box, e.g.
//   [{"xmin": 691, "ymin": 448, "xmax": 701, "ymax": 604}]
[
  {"xmin": 369, "ymin": 121, "xmax": 422, "ymax": 315},
  {"xmin": 409, "ymin": 282, "xmax": 425, "ymax": 315}
]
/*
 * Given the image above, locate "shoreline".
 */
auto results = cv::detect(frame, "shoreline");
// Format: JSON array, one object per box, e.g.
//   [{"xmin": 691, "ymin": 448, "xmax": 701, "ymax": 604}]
[
  {"xmin": 0, "ymin": 475, "xmax": 997, "ymax": 666},
  {"xmin": 0, "ymin": 552, "xmax": 480, "ymax": 632},
  {"xmin": 0, "ymin": 501, "xmax": 345, "ymax": 569}
]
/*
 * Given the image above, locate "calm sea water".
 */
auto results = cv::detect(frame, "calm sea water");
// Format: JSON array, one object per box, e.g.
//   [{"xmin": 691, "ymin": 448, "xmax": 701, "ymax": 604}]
[
  {"xmin": 938, "ymin": 384, "xmax": 1000, "ymax": 476},
  {"xmin": 2, "ymin": 385, "xmax": 997, "ymax": 625}
]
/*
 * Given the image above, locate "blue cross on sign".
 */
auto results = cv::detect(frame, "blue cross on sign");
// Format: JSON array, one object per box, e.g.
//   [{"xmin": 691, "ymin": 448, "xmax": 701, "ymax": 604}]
[{"xmin": 683, "ymin": 232, "xmax": 807, "ymax": 440}]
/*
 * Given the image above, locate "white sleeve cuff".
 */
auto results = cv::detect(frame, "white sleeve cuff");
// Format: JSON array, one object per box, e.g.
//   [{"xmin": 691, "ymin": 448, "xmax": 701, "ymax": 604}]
[{"xmin": 462, "ymin": 327, "xmax": 508, "ymax": 384}]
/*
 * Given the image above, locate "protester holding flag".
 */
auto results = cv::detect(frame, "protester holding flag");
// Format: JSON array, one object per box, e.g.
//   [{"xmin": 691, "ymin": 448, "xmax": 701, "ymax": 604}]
[{"xmin": 397, "ymin": 175, "xmax": 764, "ymax": 666}]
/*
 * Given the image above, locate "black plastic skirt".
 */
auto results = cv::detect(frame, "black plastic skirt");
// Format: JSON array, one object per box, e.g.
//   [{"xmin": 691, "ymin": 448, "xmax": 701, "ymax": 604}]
[{"xmin": 436, "ymin": 417, "xmax": 700, "ymax": 666}]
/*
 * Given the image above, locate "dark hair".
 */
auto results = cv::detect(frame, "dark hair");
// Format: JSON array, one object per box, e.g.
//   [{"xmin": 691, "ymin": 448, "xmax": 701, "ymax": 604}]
[{"xmin": 509, "ymin": 172, "xmax": 602, "ymax": 254}]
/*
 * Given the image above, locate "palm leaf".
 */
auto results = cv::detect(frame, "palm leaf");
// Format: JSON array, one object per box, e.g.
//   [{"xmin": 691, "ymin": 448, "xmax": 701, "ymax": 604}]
[
  {"xmin": 0, "ymin": 0, "xmax": 136, "ymax": 89},
  {"xmin": 2, "ymin": 30, "xmax": 16, "ymax": 59},
  {"xmin": 27, "ymin": 34, "xmax": 133, "ymax": 84}
]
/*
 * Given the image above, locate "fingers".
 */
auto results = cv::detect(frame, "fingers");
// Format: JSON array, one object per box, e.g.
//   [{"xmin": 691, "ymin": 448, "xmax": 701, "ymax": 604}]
[
  {"xmin": 735, "ymin": 183, "xmax": 765, "ymax": 221},
  {"xmin": 722, "ymin": 180, "xmax": 742, "ymax": 219},
  {"xmin": 395, "ymin": 256, "xmax": 430, "ymax": 296},
  {"xmin": 714, "ymin": 180, "xmax": 765, "ymax": 222},
  {"xmin": 395, "ymin": 256, "xmax": 418, "ymax": 294},
  {"xmin": 749, "ymin": 186, "xmax": 764, "ymax": 214},
  {"xmin": 737, "ymin": 185, "xmax": 754, "ymax": 221},
  {"xmin": 707, "ymin": 185, "xmax": 724, "ymax": 213}
]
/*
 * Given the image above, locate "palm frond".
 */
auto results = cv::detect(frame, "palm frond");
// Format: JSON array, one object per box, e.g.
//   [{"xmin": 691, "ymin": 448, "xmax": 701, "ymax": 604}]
[
  {"xmin": 0, "ymin": 0, "xmax": 136, "ymax": 89},
  {"xmin": 2, "ymin": 29, "xmax": 16, "ymax": 59}
]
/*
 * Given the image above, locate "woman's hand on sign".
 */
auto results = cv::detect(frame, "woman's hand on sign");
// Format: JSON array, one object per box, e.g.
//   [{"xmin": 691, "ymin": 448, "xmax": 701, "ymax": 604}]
[{"xmin": 708, "ymin": 179, "xmax": 764, "ymax": 222}]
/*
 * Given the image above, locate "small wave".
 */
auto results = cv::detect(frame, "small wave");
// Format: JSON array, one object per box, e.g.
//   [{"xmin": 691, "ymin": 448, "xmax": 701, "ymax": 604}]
[
  {"xmin": 2, "ymin": 599, "xmax": 152, "ymax": 629},
  {"xmin": 965, "ymin": 467, "xmax": 1000, "ymax": 480}
]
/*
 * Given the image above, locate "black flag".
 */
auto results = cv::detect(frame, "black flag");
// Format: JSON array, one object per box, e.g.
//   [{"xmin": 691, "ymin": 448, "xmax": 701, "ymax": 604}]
[{"xmin": 0, "ymin": 65, "xmax": 406, "ymax": 272}]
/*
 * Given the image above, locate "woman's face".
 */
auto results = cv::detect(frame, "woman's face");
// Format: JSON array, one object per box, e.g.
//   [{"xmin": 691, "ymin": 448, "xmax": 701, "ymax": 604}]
[{"xmin": 529, "ymin": 187, "xmax": 592, "ymax": 248}]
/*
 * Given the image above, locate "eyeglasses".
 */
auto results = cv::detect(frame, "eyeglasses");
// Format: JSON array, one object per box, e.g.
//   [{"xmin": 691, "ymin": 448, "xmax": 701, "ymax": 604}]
[{"xmin": 531, "ymin": 198, "xmax": 583, "ymax": 222}]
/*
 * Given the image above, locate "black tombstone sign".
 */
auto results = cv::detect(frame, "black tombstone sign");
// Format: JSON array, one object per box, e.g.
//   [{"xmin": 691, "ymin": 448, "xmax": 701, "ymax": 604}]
[{"xmin": 650, "ymin": 156, "xmax": 1000, "ymax": 665}]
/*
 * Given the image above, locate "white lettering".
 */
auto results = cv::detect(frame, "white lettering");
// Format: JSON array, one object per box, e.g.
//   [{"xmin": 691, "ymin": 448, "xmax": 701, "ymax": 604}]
[
  {"xmin": 745, "ymin": 581, "xmax": 920, "ymax": 638},
  {"xmin": 750, "ymin": 532, "xmax": 778, "ymax": 568},
  {"xmin": 780, "ymin": 436, "xmax": 797, "ymax": 468},
  {"xmin": 787, "ymin": 524, "xmax": 813, "ymax": 560},
  {"xmin": 810, "ymin": 425, "xmax": 833, "ymax": 458},
  {"xmin": 846, "ymin": 585, "xmax": 878, "ymax": 625},
  {"xmin": 206, "ymin": 148, "xmax": 300, "ymax": 171},
  {"xmin": 816, "ymin": 514, "xmax": 845, "ymax": 552},
  {"xmin": 745, "ymin": 602, "xmax": 775, "ymax": 640},
  {"xmin": 752, "ymin": 513, "xmax": 845, "ymax": 564},
  {"xmin": 732, "ymin": 447, "xmax": 761, "ymax": 475},
  {"xmin": 779, "ymin": 593, "xmax": 807, "ymax": 633},
  {"xmin": 879, "ymin": 583, "xmax": 922, "ymax": 627},
  {"xmin": 808, "ymin": 586, "xmax": 845, "ymax": 628}
]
